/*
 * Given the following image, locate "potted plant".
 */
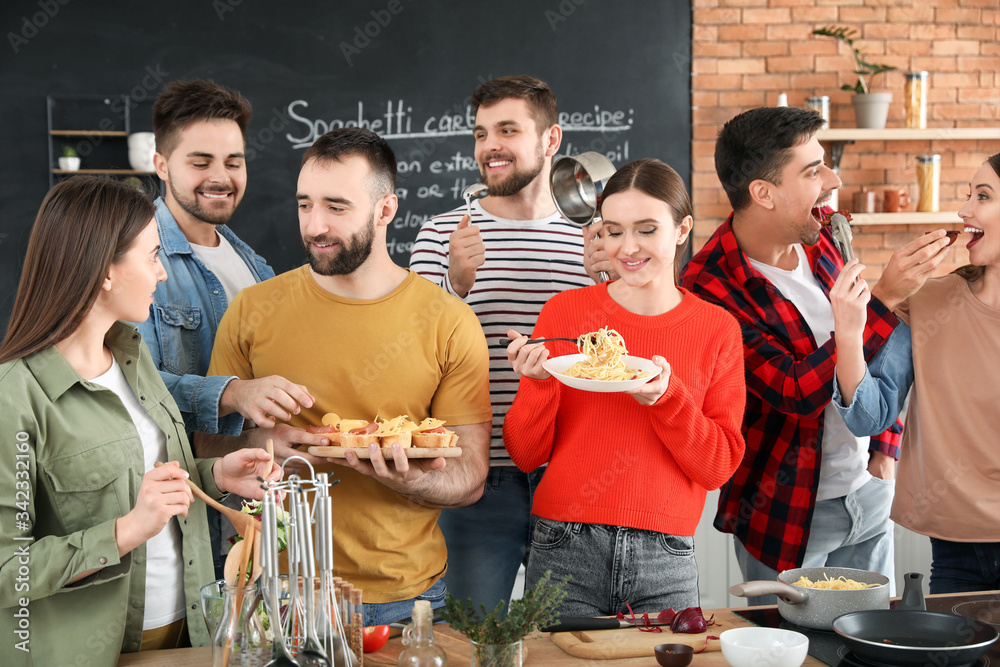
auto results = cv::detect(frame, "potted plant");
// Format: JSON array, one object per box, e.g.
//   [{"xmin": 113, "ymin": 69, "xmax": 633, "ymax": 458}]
[
  {"xmin": 813, "ymin": 26, "xmax": 897, "ymax": 129},
  {"xmin": 58, "ymin": 145, "xmax": 81, "ymax": 171},
  {"xmin": 441, "ymin": 571, "xmax": 568, "ymax": 667}
]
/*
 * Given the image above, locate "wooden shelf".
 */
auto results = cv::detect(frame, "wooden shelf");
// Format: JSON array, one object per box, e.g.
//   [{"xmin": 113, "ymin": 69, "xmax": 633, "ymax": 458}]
[
  {"xmin": 50, "ymin": 130, "xmax": 128, "ymax": 137},
  {"xmin": 817, "ymin": 128, "xmax": 1000, "ymax": 141},
  {"xmin": 851, "ymin": 212, "xmax": 961, "ymax": 226},
  {"xmin": 52, "ymin": 169, "xmax": 155, "ymax": 174}
]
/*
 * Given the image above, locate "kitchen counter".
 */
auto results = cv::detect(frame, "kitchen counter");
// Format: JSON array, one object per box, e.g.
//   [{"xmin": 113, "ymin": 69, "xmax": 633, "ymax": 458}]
[{"xmin": 117, "ymin": 606, "xmax": 827, "ymax": 666}]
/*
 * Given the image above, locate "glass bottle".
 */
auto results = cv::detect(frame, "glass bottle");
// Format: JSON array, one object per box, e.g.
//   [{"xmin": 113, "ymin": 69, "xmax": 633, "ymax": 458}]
[
  {"xmin": 916, "ymin": 155, "xmax": 941, "ymax": 212},
  {"xmin": 905, "ymin": 71, "xmax": 929, "ymax": 129},
  {"xmin": 397, "ymin": 599, "xmax": 447, "ymax": 667},
  {"xmin": 212, "ymin": 582, "xmax": 268, "ymax": 667}
]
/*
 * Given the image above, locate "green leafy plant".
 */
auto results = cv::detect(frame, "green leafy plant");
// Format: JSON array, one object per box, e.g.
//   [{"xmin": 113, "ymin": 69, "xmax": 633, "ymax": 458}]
[
  {"xmin": 441, "ymin": 570, "xmax": 568, "ymax": 665},
  {"xmin": 61, "ymin": 144, "xmax": 78, "ymax": 158},
  {"xmin": 813, "ymin": 26, "xmax": 897, "ymax": 95},
  {"xmin": 122, "ymin": 176, "xmax": 145, "ymax": 191}
]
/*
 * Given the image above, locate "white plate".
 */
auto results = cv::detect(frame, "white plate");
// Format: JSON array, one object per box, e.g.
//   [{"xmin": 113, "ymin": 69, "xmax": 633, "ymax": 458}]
[{"xmin": 542, "ymin": 354, "xmax": 661, "ymax": 393}]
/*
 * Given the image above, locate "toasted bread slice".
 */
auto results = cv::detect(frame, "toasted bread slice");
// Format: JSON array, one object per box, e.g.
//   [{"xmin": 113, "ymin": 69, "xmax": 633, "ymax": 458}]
[
  {"xmin": 339, "ymin": 433, "xmax": 379, "ymax": 448},
  {"xmin": 305, "ymin": 423, "xmax": 342, "ymax": 444},
  {"xmin": 379, "ymin": 431, "xmax": 412, "ymax": 448},
  {"xmin": 340, "ymin": 421, "xmax": 378, "ymax": 448},
  {"xmin": 412, "ymin": 429, "xmax": 458, "ymax": 448}
]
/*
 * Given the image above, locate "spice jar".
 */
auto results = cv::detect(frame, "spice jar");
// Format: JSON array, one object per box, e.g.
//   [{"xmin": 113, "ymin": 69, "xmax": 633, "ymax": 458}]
[
  {"xmin": 916, "ymin": 155, "xmax": 941, "ymax": 212},
  {"xmin": 806, "ymin": 96, "xmax": 830, "ymax": 128},
  {"xmin": 905, "ymin": 71, "xmax": 929, "ymax": 129}
]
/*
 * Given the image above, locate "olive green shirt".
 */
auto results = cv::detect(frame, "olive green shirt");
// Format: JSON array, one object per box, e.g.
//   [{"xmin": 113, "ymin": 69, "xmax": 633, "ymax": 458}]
[{"xmin": 0, "ymin": 322, "xmax": 223, "ymax": 667}]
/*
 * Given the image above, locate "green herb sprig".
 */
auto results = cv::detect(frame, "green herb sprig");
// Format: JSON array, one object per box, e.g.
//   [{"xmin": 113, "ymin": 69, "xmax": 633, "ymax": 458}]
[{"xmin": 440, "ymin": 570, "xmax": 569, "ymax": 646}]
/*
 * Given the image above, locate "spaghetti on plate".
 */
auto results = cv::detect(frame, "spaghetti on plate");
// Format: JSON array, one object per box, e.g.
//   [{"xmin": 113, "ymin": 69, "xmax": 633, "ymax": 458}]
[{"xmin": 565, "ymin": 327, "xmax": 650, "ymax": 382}]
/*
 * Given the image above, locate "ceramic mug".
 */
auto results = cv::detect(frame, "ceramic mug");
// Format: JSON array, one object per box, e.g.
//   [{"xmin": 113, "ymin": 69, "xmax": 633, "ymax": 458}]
[
  {"xmin": 884, "ymin": 188, "xmax": 912, "ymax": 213},
  {"xmin": 853, "ymin": 189, "xmax": 877, "ymax": 214}
]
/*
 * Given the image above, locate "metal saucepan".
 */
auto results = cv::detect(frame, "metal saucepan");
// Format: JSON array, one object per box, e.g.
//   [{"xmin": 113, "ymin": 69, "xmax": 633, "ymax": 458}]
[
  {"xmin": 729, "ymin": 566, "xmax": 890, "ymax": 630},
  {"xmin": 832, "ymin": 572, "xmax": 999, "ymax": 666},
  {"xmin": 550, "ymin": 152, "xmax": 616, "ymax": 227}
]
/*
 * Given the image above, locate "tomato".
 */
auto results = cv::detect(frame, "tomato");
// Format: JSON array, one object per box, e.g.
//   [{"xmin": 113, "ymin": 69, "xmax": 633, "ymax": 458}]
[{"xmin": 362, "ymin": 625, "xmax": 390, "ymax": 653}]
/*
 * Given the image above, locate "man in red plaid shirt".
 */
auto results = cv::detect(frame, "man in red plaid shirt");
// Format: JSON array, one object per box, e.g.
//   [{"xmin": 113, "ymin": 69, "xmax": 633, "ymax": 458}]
[{"xmin": 682, "ymin": 107, "xmax": 926, "ymax": 603}]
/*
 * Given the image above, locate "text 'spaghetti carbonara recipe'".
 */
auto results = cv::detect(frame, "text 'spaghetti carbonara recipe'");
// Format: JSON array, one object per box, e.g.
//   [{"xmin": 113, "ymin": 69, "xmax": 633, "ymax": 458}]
[{"xmin": 565, "ymin": 327, "xmax": 650, "ymax": 382}]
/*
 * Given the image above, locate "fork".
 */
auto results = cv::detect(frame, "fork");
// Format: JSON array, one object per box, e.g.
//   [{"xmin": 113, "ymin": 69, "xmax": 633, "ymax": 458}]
[{"xmin": 499, "ymin": 337, "xmax": 582, "ymax": 346}]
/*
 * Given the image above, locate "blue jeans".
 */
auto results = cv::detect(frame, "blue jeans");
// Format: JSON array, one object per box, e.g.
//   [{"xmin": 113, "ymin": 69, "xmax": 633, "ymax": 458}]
[
  {"xmin": 735, "ymin": 474, "xmax": 896, "ymax": 605},
  {"xmin": 437, "ymin": 467, "xmax": 543, "ymax": 615},
  {"xmin": 362, "ymin": 578, "xmax": 447, "ymax": 626},
  {"xmin": 930, "ymin": 538, "xmax": 1000, "ymax": 594},
  {"xmin": 526, "ymin": 519, "xmax": 699, "ymax": 616}
]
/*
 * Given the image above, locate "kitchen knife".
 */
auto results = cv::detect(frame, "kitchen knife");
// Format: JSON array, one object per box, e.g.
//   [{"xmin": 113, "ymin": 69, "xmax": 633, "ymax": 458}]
[{"xmin": 541, "ymin": 616, "xmax": 672, "ymax": 633}]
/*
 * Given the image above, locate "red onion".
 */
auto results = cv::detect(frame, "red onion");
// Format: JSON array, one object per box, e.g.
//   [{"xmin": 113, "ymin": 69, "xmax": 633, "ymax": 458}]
[{"xmin": 670, "ymin": 607, "xmax": 709, "ymax": 634}]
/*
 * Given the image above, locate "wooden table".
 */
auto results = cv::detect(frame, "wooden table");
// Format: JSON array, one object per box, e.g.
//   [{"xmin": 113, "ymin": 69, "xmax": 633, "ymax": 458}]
[{"xmin": 117, "ymin": 606, "xmax": 827, "ymax": 666}]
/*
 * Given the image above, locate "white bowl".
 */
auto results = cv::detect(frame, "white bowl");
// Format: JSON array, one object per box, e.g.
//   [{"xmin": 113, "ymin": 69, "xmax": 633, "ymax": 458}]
[
  {"xmin": 720, "ymin": 627, "xmax": 809, "ymax": 667},
  {"xmin": 542, "ymin": 353, "xmax": 661, "ymax": 393}
]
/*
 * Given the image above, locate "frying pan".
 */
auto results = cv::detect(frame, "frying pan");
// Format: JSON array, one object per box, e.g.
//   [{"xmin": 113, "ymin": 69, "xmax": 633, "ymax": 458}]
[{"xmin": 832, "ymin": 572, "xmax": 999, "ymax": 666}]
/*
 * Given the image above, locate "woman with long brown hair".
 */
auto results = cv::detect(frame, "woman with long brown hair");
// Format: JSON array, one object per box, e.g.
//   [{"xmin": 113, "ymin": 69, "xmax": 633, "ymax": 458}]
[
  {"xmin": 503, "ymin": 159, "xmax": 746, "ymax": 615},
  {"xmin": 0, "ymin": 176, "xmax": 279, "ymax": 666},
  {"xmin": 832, "ymin": 153, "xmax": 1000, "ymax": 594}
]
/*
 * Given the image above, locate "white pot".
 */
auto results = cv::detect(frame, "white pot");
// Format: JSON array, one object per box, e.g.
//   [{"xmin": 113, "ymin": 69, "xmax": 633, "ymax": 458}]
[
  {"xmin": 852, "ymin": 93, "xmax": 893, "ymax": 129},
  {"xmin": 58, "ymin": 156, "xmax": 81, "ymax": 171},
  {"xmin": 127, "ymin": 132, "xmax": 156, "ymax": 171}
]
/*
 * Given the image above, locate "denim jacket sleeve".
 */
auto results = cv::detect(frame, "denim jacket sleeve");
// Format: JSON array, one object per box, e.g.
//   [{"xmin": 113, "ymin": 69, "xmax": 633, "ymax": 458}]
[
  {"xmin": 833, "ymin": 322, "xmax": 914, "ymax": 437},
  {"xmin": 136, "ymin": 315, "xmax": 243, "ymax": 436}
]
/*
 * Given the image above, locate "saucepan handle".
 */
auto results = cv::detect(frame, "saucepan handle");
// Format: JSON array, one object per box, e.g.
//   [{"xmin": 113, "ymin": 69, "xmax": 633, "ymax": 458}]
[{"xmin": 729, "ymin": 580, "xmax": 808, "ymax": 605}]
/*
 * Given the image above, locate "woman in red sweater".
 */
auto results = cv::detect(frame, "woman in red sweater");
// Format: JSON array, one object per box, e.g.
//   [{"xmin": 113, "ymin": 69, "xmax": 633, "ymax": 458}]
[{"xmin": 504, "ymin": 159, "xmax": 746, "ymax": 615}]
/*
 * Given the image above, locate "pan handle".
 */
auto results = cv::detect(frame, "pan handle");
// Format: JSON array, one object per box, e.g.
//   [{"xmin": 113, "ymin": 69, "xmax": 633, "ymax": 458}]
[
  {"xmin": 729, "ymin": 580, "xmax": 808, "ymax": 605},
  {"xmin": 899, "ymin": 572, "xmax": 926, "ymax": 610}
]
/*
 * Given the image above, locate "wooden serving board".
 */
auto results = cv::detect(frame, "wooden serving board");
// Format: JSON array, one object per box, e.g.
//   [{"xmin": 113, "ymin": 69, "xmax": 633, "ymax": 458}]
[
  {"xmin": 308, "ymin": 446, "xmax": 462, "ymax": 459},
  {"xmin": 549, "ymin": 615, "xmax": 739, "ymax": 659}
]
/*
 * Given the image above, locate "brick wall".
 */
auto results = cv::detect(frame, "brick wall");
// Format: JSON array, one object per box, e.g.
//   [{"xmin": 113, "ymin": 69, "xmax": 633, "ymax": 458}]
[{"xmin": 691, "ymin": 0, "xmax": 1000, "ymax": 281}]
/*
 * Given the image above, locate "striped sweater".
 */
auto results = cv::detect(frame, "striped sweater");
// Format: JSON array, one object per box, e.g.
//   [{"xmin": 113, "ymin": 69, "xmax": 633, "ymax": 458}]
[{"xmin": 409, "ymin": 201, "xmax": 593, "ymax": 464}]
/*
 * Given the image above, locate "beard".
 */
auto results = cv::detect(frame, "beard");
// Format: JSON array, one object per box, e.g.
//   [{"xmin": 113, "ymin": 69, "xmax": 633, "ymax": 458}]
[
  {"xmin": 304, "ymin": 214, "xmax": 376, "ymax": 276},
  {"xmin": 167, "ymin": 178, "xmax": 239, "ymax": 226},
  {"xmin": 478, "ymin": 143, "xmax": 546, "ymax": 198}
]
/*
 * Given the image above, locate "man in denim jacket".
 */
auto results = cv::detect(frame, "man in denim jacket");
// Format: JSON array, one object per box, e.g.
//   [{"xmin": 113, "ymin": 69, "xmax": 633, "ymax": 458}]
[{"xmin": 136, "ymin": 80, "xmax": 323, "ymax": 576}]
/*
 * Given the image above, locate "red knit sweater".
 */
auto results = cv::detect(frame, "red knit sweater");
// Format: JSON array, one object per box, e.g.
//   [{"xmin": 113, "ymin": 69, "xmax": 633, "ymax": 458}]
[{"xmin": 504, "ymin": 284, "xmax": 746, "ymax": 536}]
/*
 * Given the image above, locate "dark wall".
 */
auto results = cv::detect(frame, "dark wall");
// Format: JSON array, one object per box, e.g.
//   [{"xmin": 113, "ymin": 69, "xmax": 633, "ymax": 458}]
[{"xmin": 0, "ymin": 0, "xmax": 691, "ymax": 323}]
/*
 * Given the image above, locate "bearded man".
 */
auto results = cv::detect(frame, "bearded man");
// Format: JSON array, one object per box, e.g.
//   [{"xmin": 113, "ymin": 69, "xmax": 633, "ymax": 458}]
[
  {"xmin": 202, "ymin": 127, "xmax": 492, "ymax": 625},
  {"xmin": 410, "ymin": 75, "xmax": 606, "ymax": 614}
]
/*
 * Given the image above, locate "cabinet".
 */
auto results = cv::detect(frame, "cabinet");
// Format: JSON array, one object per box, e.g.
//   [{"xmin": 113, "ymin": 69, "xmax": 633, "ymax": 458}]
[
  {"xmin": 816, "ymin": 127, "xmax": 1000, "ymax": 225},
  {"xmin": 46, "ymin": 94, "xmax": 160, "ymax": 191}
]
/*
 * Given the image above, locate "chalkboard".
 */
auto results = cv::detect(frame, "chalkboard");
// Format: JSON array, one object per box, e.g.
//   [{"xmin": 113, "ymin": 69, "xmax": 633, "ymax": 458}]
[{"xmin": 0, "ymin": 0, "xmax": 691, "ymax": 323}]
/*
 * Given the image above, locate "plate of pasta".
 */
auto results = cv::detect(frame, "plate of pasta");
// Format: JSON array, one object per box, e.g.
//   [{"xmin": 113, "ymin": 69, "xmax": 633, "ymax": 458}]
[{"xmin": 542, "ymin": 327, "xmax": 661, "ymax": 393}]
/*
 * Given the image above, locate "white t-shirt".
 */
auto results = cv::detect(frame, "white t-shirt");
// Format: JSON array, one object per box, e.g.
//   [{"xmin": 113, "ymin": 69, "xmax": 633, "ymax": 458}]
[
  {"xmin": 748, "ymin": 244, "xmax": 871, "ymax": 501},
  {"xmin": 91, "ymin": 357, "xmax": 186, "ymax": 630},
  {"xmin": 190, "ymin": 231, "xmax": 257, "ymax": 303}
]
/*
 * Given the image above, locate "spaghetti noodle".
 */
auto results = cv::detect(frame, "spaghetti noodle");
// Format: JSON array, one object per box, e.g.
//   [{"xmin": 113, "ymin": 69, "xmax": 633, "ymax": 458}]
[
  {"xmin": 790, "ymin": 574, "xmax": 881, "ymax": 590},
  {"xmin": 565, "ymin": 327, "xmax": 649, "ymax": 382}
]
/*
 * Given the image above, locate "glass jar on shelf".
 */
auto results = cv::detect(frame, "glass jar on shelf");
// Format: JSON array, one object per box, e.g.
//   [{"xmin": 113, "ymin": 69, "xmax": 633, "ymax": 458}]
[
  {"xmin": 905, "ymin": 71, "xmax": 929, "ymax": 129},
  {"xmin": 916, "ymin": 155, "xmax": 941, "ymax": 212},
  {"xmin": 806, "ymin": 96, "xmax": 830, "ymax": 128}
]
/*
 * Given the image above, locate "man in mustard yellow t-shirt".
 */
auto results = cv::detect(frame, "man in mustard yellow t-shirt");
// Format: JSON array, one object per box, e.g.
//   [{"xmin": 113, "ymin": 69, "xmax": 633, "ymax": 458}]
[{"xmin": 200, "ymin": 128, "xmax": 492, "ymax": 625}]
